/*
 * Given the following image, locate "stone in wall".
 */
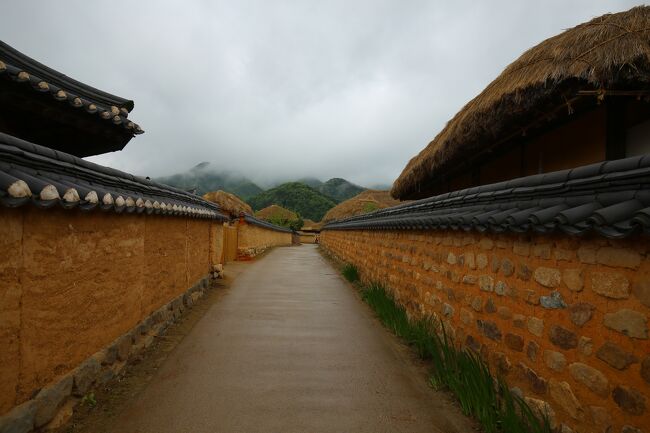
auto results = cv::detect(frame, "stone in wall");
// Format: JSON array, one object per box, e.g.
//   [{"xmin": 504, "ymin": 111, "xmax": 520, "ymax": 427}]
[
  {"xmin": 642, "ymin": 357, "xmax": 650, "ymax": 384},
  {"xmin": 533, "ymin": 267, "xmax": 561, "ymax": 288},
  {"xmin": 540, "ymin": 291, "xmax": 566, "ymax": 309},
  {"xmin": 527, "ymin": 317, "xmax": 544, "ymax": 337},
  {"xmin": 543, "ymin": 350, "xmax": 566, "ymax": 372},
  {"xmin": 633, "ymin": 274, "xmax": 650, "ymax": 308},
  {"xmin": 504, "ymin": 333, "xmax": 524, "ymax": 352},
  {"xmin": 578, "ymin": 337, "xmax": 593, "ymax": 356},
  {"xmin": 612, "ymin": 385, "xmax": 647, "ymax": 416},
  {"xmin": 526, "ymin": 341, "xmax": 539, "ymax": 362},
  {"xmin": 477, "ymin": 319, "xmax": 501, "ymax": 341},
  {"xmin": 603, "ymin": 309, "xmax": 648, "ymax": 339},
  {"xmin": 549, "ymin": 379, "xmax": 583, "ymax": 420},
  {"xmin": 34, "ymin": 375, "xmax": 72, "ymax": 428},
  {"xmin": 569, "ymin": 303, "xmax": 593, "ymax": 327},
  {"xmin": 562, "ymin": 268, "xmax": 583, "ymax": 292},
  {"xmin": 549, "ymin": 325, "xmax": 577, "ymax": 350},
  {"xmin": 518, "ymin": 363, "xmax": 548, "ymax": 395},
  {"xmin": 591, "ymin": 272, "xmax": 630, "ymax": 299},
  {"xmin": 596, "ymin": 247, "xmax": 641, "ymax": 269},
  {"xmin": 595, "ymin": 342, "xmax": 638, "ymax": 370},
  {"xmin": 568, "ymin": 363, "xmax": 609, "ymax": 397}
]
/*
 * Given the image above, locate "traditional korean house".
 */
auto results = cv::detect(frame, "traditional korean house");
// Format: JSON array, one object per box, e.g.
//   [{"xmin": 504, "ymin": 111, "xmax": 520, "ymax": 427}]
[
  {"xmin": 0, "ymin": 41, "xmax": 287, "ymax": 431},
  {"xmin": 322, "ymin": 7, "xmax": 650, "ymax": 432}
]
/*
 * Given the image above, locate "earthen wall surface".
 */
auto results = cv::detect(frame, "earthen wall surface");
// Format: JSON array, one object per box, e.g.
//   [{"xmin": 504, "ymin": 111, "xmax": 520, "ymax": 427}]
[
  {"xmin": 299, "ymin": 233, "xmax": 317, "ymax": 244},
  {"xmin": 237, "ymin": 223, "xmax": 292, "ymax": 258},
  {"xmin": 0, "ymin": 207, "xmax": 219, "ymax": 415},
  {"xmin": 322, "ymin": 229, "xmax": 650, "ymax": 433}
]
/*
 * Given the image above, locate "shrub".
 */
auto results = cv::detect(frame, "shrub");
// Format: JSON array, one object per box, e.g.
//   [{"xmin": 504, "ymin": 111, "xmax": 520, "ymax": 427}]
[{"xmin": 362, "ymin": 202, "xmax": 380, "ymax": 213}]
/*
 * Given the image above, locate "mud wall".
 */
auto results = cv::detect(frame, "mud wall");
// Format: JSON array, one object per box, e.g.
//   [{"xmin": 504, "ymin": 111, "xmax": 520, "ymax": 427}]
[
  {"xmin": 0, "ymin": 207, "xmax": 221, "ymax": 415},
  {"xmin": 321, "ymin": 229, "xmax": 650, "ymax": 433},
  {"xmin": 299, "ymin": 233, "xmax": 317, "ymax": 244},
  {"xmin": 237, "ymin": 223, "xmax": 292, "ymax": 258}
]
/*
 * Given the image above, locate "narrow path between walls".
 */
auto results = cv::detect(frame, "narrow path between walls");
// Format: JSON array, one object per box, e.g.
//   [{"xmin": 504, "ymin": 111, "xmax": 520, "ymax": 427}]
[{"xmin": 84, "ymin": 245, "xmax": 475, "ymax": 433}]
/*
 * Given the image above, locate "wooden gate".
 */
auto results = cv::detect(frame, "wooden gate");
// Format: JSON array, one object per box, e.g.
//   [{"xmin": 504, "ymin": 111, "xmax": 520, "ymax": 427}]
[{"xmin": 223, "ymin": 224, "xmax": 238, "ymax": 263}]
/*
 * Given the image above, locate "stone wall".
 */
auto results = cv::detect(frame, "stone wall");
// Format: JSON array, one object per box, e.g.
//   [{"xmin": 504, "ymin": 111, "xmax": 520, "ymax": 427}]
[
  {"xmin": 0, "ymin": 206, "xmax": 223, "ymax": 418},
  {"xmin": 237, "ymin": 222, "xmax": 293, "ymax": 258},
  {"xmin": 321, "ymin": 229, "xmax": 650, "ymax": 433}
]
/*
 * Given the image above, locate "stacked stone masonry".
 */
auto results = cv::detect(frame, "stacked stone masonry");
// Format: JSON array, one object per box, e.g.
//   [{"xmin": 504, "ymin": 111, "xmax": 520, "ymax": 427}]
[{"xmin": 321, "ymin": 229, "xmax": 650, "ymax": 433}]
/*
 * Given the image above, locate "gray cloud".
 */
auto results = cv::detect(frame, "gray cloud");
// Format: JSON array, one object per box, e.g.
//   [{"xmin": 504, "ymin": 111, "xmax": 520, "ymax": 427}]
[{"xmin": 1, "ymin": 1, "xmax": 639, "ymax": 187}]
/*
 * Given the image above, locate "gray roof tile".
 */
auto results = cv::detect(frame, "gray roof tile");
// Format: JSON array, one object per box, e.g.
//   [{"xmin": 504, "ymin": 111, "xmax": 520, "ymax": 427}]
[
  {"xmin": 0, "ymin": 132, "xmax": 227, "ymax": 220},
  {"xmin": 324, "ymin": 154, "xmax": 650, "ymax": 239}
]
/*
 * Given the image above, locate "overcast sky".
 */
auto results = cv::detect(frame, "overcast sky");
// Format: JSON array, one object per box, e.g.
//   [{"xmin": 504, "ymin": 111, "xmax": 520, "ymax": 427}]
[{"xmin": 1, "ymin": 1, "xmax": 640, "ymax": 187}]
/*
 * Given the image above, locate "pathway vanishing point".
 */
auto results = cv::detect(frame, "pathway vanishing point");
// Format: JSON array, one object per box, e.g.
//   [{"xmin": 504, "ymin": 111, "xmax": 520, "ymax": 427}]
[{"xmin": 106, "ymin": 245, "xmax": 473, "ymax": 433}]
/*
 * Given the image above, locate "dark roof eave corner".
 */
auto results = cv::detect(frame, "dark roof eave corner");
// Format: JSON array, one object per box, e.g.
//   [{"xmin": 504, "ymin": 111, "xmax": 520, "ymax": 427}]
[
  {"xmin": 0, "ymin": 40, "xmax": 144, "ymax": 153},
  {"xmin": 0, "ymin": 40, "xmax": 134, "ymax": 110}
]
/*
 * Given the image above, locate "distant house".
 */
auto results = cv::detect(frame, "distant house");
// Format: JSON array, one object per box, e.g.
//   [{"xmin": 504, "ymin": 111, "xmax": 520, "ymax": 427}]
[{"xmin": 323, "ymin": 7, "xmax": 650, "ymax": 433}]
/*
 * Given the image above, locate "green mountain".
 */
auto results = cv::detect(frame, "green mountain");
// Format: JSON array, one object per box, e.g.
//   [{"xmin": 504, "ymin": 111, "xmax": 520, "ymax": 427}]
[
  {"xmin": 318, "ymin": 178, "xmax": 365, "ymax": 202},
  {"xmin": 297, "ymin": 177, "xmax": 324, "ymax": 189},
  {"xmin": 156, "ymin": 162, "xmax": 263, "ymax": 199},
  {"xmin": 247, "ymin": 182, "xmax": 337, "ymax": 221}
]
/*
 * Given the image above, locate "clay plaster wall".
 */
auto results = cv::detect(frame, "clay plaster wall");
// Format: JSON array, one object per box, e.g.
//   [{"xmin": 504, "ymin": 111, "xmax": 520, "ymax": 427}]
[
  {"xmin": 237, "ymin": 223, "xmax": 292, "ymax": 258},
  {"xmin": 299, "ymin": 233, "xmax": 317, "ymax": 244},
  {"xmin": 321, "ymin": 229, "xmax": 650, "ymax": 433},
  {"xmin": 0, "ymin": 207, "xmax": 220, "ymax": 415}
]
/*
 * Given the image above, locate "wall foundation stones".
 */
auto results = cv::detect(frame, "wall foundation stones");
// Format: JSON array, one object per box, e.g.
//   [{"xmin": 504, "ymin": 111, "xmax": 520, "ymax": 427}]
[{"xmin": 0, "ymin": 275, "xmax": 214, "ymax": 433}]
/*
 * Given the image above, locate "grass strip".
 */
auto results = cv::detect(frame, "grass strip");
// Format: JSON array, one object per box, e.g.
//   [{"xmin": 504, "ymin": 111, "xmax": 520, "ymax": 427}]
[
  {"xmin": 341, "ymin": 263, "xmax": 360, "ymax": 283},
  {"xmin": 352, "ymin": 272, "xmax": 550, "ymax": 433}
]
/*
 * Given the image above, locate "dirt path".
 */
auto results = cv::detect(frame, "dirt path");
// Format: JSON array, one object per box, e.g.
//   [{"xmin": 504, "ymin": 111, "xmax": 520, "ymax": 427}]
[{"xmin": 81, "ymin": 245, "xmax": 474, "ymax": 433}]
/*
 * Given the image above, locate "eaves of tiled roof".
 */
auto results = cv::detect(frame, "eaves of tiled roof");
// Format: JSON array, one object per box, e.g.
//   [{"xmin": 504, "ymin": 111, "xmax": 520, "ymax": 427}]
[
  {"xmin": 324, "ymin": 155, "xmax": 650, "ymax": 239},
  {"xmin": 0, "ymin": 132, "xmax": 226, "ymax": 220},
  {"xmin": 243, "ymin": 214, "xmax": 294, "ymax": 234},
  {"xmin": 0, "ymin": 41, "xmax": 143, "ymax": 135}
]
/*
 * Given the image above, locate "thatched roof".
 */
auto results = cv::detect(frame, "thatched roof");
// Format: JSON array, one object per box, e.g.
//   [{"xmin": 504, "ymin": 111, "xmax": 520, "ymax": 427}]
[
  {"xmin": 322, "ymin": 190, "xmax": 403, "ymax": 223},
  {"xmin": 392, "ymin": 6, "xmax": 650, "ymax": 200},
  {"xmin": 301, "ymin": 219, "xmax": 323, "ymax": 231},
  {"xmin": 256, "ymin": 204, "xmax": 298, "ymax": 221},
  {"xmin": 202, "ymin": 190, "xmax": 252, "ymax": 217}
]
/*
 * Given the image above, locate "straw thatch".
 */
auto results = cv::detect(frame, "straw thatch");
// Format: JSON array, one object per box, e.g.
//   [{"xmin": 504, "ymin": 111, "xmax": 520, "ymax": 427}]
[
  {"xmin": 202, "ymin": 190, "xmax": 252, "ymax": 217},
  {"xmin": 322, "ymin": 190, "xmax": 403, "ymax": 223},
  {"xmin": 301, "ymin": 219, "xmax": 323, "ymax": 231},
  {"xmin": 256, "ymin": 204, "xmax": 298, "ymax": 221},
  {"xmin": 392, "ymin": 6, "xmax": 650, "ymax": 200}
]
